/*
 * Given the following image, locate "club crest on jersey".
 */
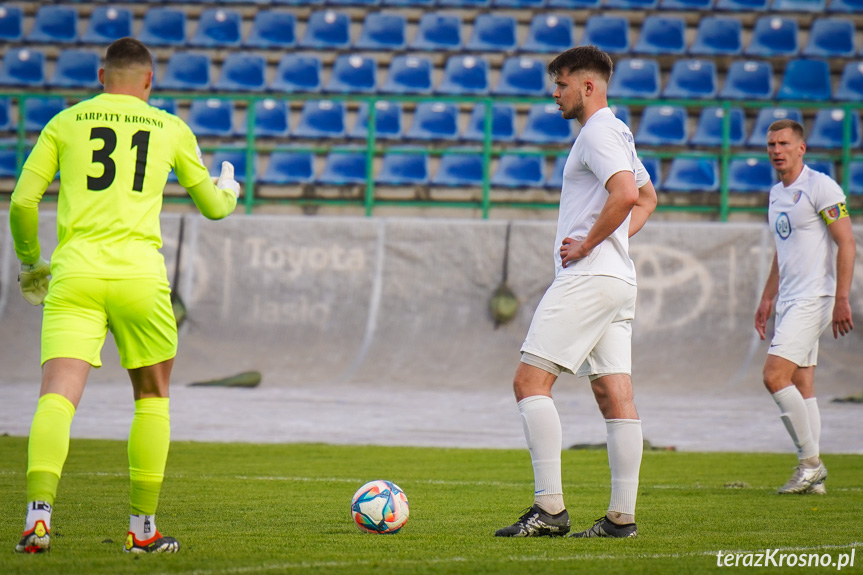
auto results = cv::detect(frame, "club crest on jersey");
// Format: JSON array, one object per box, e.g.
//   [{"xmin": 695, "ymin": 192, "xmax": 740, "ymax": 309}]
[
  {"xmin": 792, "ymin": 191, "xmax": 802, "ymax": 204},
  {"xmin": 776, "ymin": 212, "xmax": 792, "ymax": 240}
]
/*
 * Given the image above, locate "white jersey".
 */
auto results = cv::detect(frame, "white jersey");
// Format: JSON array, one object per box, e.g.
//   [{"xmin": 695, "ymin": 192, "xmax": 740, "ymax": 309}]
[
  {"xmin": 767, "ymin": 165, "xmax": 846, "ymax": 301},
  {"xmin": 555, "ymin": 107, "xmax": 650, "ymax": 284}
]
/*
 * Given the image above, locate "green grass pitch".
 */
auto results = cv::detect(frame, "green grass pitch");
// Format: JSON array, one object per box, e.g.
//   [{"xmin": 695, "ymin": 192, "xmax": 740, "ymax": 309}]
[{"xmin": 0, "ymin": 436, "xmax": 861, "ymax": 575}]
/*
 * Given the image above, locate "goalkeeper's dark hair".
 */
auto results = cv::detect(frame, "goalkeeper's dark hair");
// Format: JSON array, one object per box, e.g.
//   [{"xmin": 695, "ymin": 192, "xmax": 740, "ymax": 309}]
[
  {"xmin": 547, "ymin": 46, "xmax": 614, "ymax": 83},
  {"xmin": 105, "ymin": 37, "xmax": 153, "ymax": 71},
  {"xmin": 767, "ymin": 119, "xmax": 804, "ymax": 140}
]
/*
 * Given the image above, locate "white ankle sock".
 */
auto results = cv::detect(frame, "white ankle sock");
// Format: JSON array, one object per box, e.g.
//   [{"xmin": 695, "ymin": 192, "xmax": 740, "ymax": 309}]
[
  {"xmin": 518, "ymin": 395, "xmax": 564, "ymax": 514},
  {"xmin": 805, "ymin": 397, "xmax": 821, "ymax": 449},
  {"xmin": 773, "ymin": 387, "xmax": 818, "ymax": 460},
  {"xmin": 129, "ymin": 514, "xmax": 157, "ymax": 540},
  {"xmin": 24, "ymin": 501, "xmax": 52, "ymax": 531},
  {"xmin": 606, "ymin": 419, "xmax": 642, "ymax": 517}
]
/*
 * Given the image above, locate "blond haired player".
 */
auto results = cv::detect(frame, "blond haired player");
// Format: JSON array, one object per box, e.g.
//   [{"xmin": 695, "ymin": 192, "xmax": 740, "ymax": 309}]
[
  {"xmin": 11, "ymin": 38, "xmax": 239, "ymax": 554},
  {"xmin": 756, "ymin": 119, "xmax": 856, "ymax": 495},
  {"xmin": 495, "ymin": 46, "xmax": 656, "ymax": 539}
]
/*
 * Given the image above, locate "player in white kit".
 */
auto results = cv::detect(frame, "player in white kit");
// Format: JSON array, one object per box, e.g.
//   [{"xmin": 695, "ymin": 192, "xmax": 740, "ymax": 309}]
[
  {"xmin": 755, "ymin": 119, "xmax": 856, "ymax": 495},
  {"xmin": 495, "ymin": 46, "xmax": 657, "ymax": 539}
]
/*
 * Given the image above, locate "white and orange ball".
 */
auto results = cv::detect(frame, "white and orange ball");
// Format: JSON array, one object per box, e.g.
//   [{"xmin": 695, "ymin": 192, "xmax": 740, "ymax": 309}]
[{"xmin": 350, "ymin": 480, "xmax": 409, "ymax": 534}]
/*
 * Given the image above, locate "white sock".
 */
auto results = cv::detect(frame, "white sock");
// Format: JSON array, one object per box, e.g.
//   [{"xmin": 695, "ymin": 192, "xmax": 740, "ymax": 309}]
[
  {"xmin": 805, "ymin": 397, "xmax": 821, "ymax": 450},
  {"xmin": 773, "ymin": 387, "xmax": 818, "ymax": 460},
  {"xmin": 606, "ymin": 419, "xmax": 642, "ymax": 517},
  {"xmin": 518, "ymin": 395, "xmax": 564, "ymax": 515},
  {"xmin": 129, "ymin": 514, "xmax": 157, "ymax": 541},
  {"xmin": 24, "ymin": 501, "xmax": 52, "ymax": 532}
]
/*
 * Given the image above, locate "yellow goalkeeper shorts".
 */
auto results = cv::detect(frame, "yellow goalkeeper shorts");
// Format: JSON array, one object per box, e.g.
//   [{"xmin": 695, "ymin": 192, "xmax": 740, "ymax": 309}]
[{"xmin": 41, "ymin": 277, "xmax": 178, "ymax": 369}]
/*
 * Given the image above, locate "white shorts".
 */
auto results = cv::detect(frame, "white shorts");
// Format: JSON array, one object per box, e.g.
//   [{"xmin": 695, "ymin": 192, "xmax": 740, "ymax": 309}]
[
  {"xmin": 769, "ymin": 297, "xmax": 833, "ymax": 367},
  {"xmin": 520, "ymin": 274, "xmax": 637, "ymax": 379}
]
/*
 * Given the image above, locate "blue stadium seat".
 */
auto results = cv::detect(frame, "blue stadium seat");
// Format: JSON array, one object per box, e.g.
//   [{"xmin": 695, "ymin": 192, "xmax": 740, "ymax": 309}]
[
  {"xmin": 463, "ymin": 104, "xmax": 516, "ymax": 142},
  {"xmin": 149, "ymin": 98, "xmax": 176, "ymax": 115},
  {"xmin": 432, "ymin": 153, "xmax": 484, "ymax": 187},
  {"xmin": 188, "ymin": 99, "xmax": 235, "ymax": 138},
  {"xmin": 808, "ymin": 109, "xmax": 861, "ymax": 149},
  {"xmin": 139, "ymin": 9, "xmax": 186, "ymax": 47},
  {"xmin": 210, "ymin": 151, "xmax": 247, "ymax": 183},
  {"xmin": 0, "ymin": 98, "xmax": 11, "ymax": 132},
  {"xmin": 719, "ymin": 61, "xmax": 774, "ymax": 100},
  {"xmin": 0, "ymin": 149, "xmax": 18, "ymax": 178},
  {"xmin": 245, "ymin": 10, "xmax": 295, "ymax": 48},
  {"xmin": 82, "ymin": 7, "xmax": 132, "ymax": 44},
  {"xmin": 326, "ymin": 55, "xmax": 377, "ymax": 94},
  {"xmin": 636, "ymin": 106, "xmax": 688, "ymax": 147},
  {"xmin": 777, "ymin": 60, "xmax": 831, "ymax": 101},
  {"xmin": 492, "ymin": 155, "xmax": 545, "ymax": 188},
  {"xmin": 747, "ymin": 108, "xmax": 802, "ymax": 147},
  {"xmin": 548, "ymin": 0, "xmax": 600, "ymax": 5},
  {"xmin": 746, "ymin": 17, "xmax": 798, "ymax": 57},
  {"xmin": 806, "ymin": 160, "xmax": 836, "ymax": 179},
  {"xmin": 640, "ymin": 156, "xmax": 661, "ymax": 189},
  {"xmin": 546, "ymin": 155, "xmax": 567, "ymax": 189},
  {"xmin": 662, "ymin": 60, "xmax": 718, "ymax": 99},
  {"xmin": 690, "ymin": 17, "xmax": 742, "ymax": 56},
  {"xmin": 377, "ymin": 151, "xmax": 429, "ymax": 186},
  {"xmin": 0, "ymin": 49, "xmax": 45, "ymax": 87},
  {"xmin": 382, "ymin": 56, "xmax": 433, "ymax": 94},
  {"xmin": 466, "ymin": 14, "xmax": 517, "ymax": 52},
  {"xmin": 660, "ymin": 0, "xmax": 713, "ymax": 8},
  {"xmin": 160, "ymin": 53, "xmax": 211, "ymax": 91},
  {"xmin": 261, "ymin": 150, "xmax": 315, "ymax": 185},
  {"xmin": 438, "ymin": 56, "xmax": 489, "ymax": 96},
  {"xmin": 581, "ymin": 16, "xmax": 630, "ymax": 54},
  {"xmin": 663, "ymin": 158, "xmax": 719, "ymax": 192},
  {"xmin": 300, "ymin": 10, "xmax": 351, "ymax": 49},
  {"xmin": 318, "ymin": 151, "xmax": 367, "ymax": 185},
  {"xmin": 293, "ymin": 100, "xmax": 347, "ymax": 139},
  {"xmin": 494, "ymin": 57, "xmax": 547, "ymax": 97},
  {"xmin": 493, "ymin": 0, "xmax": 545, "ymax": 5},
  {"xmin": 519, "ymin": 103, "xmax": 576, "ymax": 144},
  {"xmin": 28, "ymin": 5, "xmax": 77, "ymax": 43},
  {"xmin": 690, "ymin": 107, "xmax": 745, "ymax": 147},
  {"xmin": 633, "ymin": 16, "xmax": 686, "ymax": 55},
  {"xmin": 191, "ymin": 9, "xmax": 241, "ymax": 47},
  {"xmin": 728, "ymin": 158, "xmax": 774, "ymax": 192},
  {"xmin": 272, "ymin": 55, "xmax": 322, "ymax": 93},
  {"xmin": 215, "ymin": 53, "xmax": 266, "ymax": 92},
  {"xmin": 0, "ymin": 6, "xmax": 22, "ymax": 42},
  {"xmin": 716, "ymin": 0, "xmax": 768, "ymax": 9},
  {"xmin": 411, "ymin": 14, "xmax": 462, "ymax": 51},
  {"xmin": 48, "ymin": 50, "xmax": 100, "ymax": 89},
  {"xmin": 382, "ymin": 0, "xmax": 433, "ymax": 4},
  {"xmin": 610, "ymin": 105, "xmax": 631, "ymax": 127},
  {"xmin": 608, "ymin": 59, "xmax": 660, "ymax": 99},
  {"xmin": 407, "ymin": 102, "xmax": 459, "ymax": 141},
  {"xmin": 772, "ymin": 0, "xmax": 825, "ymax": 10},
  {"xmin": 847, "ymin": 161, "xmax": 863, "ymax": 195},
  {"xmin": 836, "ymin": 62, "xmax": 863, "ymax": 101},
  {"xmin": 326, "ymin": 0, "xmax": 379, "ymax": 4},
  {"xmin": 605, "ymin": 0, "xmax": 658, "ymax": 7},
  {"xmin": 244, "ymin": 99, "xmax": 290, "ymax": 138},
  {"xmin": 522, "ymin": 14, "xmax": 574, "ymax": 53},
  {"xmin": 438, "ymin": 0, "xmax": 489, "ymax": 5},
  {"xmin": 350, "ymin": 101, "xmax": 403, "ymax": 140},
  {"xmin": 356, "ymin": 12, "xmax": 406, "ymax": 50},
  {"xmin": 24, "ymin": 98, "xmax": 65, "ymax": 132},
  {"xmin": 829, "ymin": 0, "xmax": 863, "ymax": 11},
  {"xmin": 802, "ymin": 19, "xmax": 855, "ymax": 57}
]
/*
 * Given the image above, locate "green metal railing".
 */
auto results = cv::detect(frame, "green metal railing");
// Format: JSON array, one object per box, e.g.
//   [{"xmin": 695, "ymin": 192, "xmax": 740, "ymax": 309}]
[{"xmin": 2, "ymin": 91, "xmax": 861, "ymax": 220}]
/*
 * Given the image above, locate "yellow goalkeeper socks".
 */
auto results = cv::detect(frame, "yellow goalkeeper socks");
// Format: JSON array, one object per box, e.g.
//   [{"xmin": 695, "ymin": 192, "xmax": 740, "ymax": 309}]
[
  {"xmin": 128, "ymin": 398, "xmax": 170, "ymax": 515},
  {"xmin": 26, "ymin": 393, "xmax": 75, "ymax": 505}
]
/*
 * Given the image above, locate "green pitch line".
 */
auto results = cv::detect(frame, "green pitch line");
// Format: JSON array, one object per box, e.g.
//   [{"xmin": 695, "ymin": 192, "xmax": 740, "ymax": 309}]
[{"xmin": 0, "ymin": 437, "xmax": 860, "ymax": 575}]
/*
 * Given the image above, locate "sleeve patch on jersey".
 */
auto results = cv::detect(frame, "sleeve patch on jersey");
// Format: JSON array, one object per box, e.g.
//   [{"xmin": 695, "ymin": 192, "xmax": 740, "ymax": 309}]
[{"xmin": 820, "ymin": 203, "xmax": 849, "ymax": 225}]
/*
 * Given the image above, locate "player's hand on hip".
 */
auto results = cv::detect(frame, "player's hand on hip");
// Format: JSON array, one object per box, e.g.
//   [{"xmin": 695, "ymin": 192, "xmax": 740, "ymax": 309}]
[
  {"xmin": 18, "ymin": 257, "xmax": 51, "ymax": 306},
  {"xmin": 754, "ymin": 299, "xmax": 773, "ymax": 340},
  {"xmin": 832, "ymin": 296, "xmax": 853, "ymax": 338},
  {"xmin": 560, "ymin": 237, "xmax": 591, "ymax": 268},
  {"xmin": 213, "ymin": 161, "xmax": 241, "ymax": 199}
]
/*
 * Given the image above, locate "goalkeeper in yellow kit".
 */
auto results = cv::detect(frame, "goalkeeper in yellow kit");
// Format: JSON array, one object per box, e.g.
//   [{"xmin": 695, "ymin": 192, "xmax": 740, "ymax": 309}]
[{"xmin": 10, "ymin": 38, "xmax": 239, "ymax": 554}]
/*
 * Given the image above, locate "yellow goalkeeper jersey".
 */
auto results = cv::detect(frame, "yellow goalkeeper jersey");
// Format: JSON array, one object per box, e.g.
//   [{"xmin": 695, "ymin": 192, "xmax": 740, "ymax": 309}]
[{"xmin": 15, "ymin": 93, "xmax": 221, "ymax": 280}]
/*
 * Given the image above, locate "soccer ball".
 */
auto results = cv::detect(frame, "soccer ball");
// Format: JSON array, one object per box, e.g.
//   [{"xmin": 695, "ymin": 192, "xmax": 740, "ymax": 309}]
[{"xmin": 350, "ymin": 480, "xmax": 409, "ymax": 534}]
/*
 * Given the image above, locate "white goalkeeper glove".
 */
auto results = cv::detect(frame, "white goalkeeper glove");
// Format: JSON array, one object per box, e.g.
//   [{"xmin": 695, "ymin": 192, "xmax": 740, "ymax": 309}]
[
  {"xmin": 18, "ymin": 257, "xmax": 51, "ymax": 306},
  {"xmin": 212, "ymin": 161, "xmax": 240, "ymax": 199}
]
